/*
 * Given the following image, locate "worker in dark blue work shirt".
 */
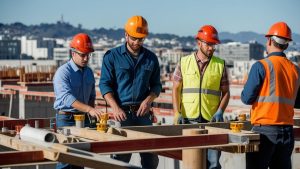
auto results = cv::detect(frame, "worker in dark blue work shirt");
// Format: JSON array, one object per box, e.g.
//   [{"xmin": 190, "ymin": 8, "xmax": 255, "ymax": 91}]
[
  {"xmin": 241, "ymin": 22, "xmax": 300, "ymax": 169},
  {"xmin": 54, "ymin": 33, "xmax": 103, "ymax": 169},
  {"xmin": 99, "ymin": 16, "xmax": 162, "ymax": 169}
]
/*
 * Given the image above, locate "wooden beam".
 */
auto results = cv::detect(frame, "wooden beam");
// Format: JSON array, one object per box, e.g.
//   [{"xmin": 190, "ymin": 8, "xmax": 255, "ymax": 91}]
[
  {"xmin": 122, "ymin": 122, "xmax": 255, "ymax": 136},
  {"xmin": 55, "ymin": 147, "xmax": 141, "ymax": 169},
  {"xmin": 108, "ymin": 127, "xmax": 166, "ymax": 139},
  {"xmin": 0, "ymin": 134, "xmax": 59, "ymax": 161},
  {"xmin": 0, "ymin": 134, "xmax": 141, "ymax": 168},
  {"xmin": 0, "ymin": 151, "xmax": 45, "ymax": 165},
  {"xmin": 0, "ymin": 118, "xmax": 50, "ymax": 130},
  {"xmin": 205, "ymin": 126, "xmax": 259, "ymax": 143},
  {"xmin": 64, "ymin": 127, "xmax": 129, "ymax": 141},
  {"xmin": 64, "ymin": 133, "xmax": 228, "ymax": 154}
]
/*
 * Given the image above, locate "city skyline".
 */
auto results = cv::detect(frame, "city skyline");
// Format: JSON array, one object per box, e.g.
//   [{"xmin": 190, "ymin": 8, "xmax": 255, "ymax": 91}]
[{"xmin": 0, "ymin": 0, "xmax": 300, "ymax": 36}]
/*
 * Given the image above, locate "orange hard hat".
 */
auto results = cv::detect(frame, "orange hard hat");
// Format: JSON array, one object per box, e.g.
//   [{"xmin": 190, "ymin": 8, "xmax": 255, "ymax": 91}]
[
  {"xmin": 265, "ymin": 22, "xmax": 292, "ymax": 41},
  {"xmin": 195, "ymin": 25, "xmax": 220, "ymax": 44},
  {"xmin": 70, "ymin": 33, "xmax": 94, "ymax": 53},
  {"xmin": 124, "ymin": 16, "xmax": 148, "ymax": 38}
]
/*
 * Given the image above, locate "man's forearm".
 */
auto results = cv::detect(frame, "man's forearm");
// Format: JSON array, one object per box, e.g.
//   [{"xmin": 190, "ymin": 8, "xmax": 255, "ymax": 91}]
[
  {"xmin": 143, "ymin": 92, "xmax": 158, "ymax": 105},
  {"xmin": 219, "ymin": 89, "xmax": 230, "ymax": 111},
  {"xmin": 72, "ymin": 100, "xmax": 93, "ymax": 113},
  {"xmin": 172, "ymin": 81, "xmax": 182, "ymax": 113},
  {"xmin": 103, "ymin": 92, "xmax": 120, "ymax": 110}
]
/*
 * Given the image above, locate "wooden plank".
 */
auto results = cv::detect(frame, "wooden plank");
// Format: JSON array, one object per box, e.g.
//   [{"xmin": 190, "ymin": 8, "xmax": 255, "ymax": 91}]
[
  {"xmin": 57, "ymin": 151, "xmax": 141, "ymax": 169},
  {"xmin": 205, "ymin": 126, "xmax": 259, "ymax": 143},
  {"xmin": 0, "ymin": 134, "xmax": 59, "ymax": 161},
  {"xmin": 0, "ymin": 134, "xmax": 141, "ymax": 168},
  {"xmin": 108, "ymin": 127, "xmax": 166, "ymax": 139},
  {"xmin": 157, "ymin": 150, "xmax": 182, "ymax": 160},
  {"xmin": 51, "ymin": 144, "xmax": 142, "ymax": 168},
  {"xmin": 64, "ymin": 127, "xmax": 129, "ymax": 141},
  {"xmin": 0, "ymin": 150, "xmax": 45, "ymax": 165},
  {"xmin": 64, "ymin": 133, "xmax": 228, "ymax": 154},
  {"xmin": 122, "ymin": 122, "xmax": 254, "ymax": 136}
]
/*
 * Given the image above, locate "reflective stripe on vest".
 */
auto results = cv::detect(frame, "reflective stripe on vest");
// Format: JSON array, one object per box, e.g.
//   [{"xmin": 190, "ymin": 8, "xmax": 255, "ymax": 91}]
[
  {"xmin": 180, "ymin": 54, "xmax": 224, "ymax": 120},
  {"xmin": 182, "ymin": 88, "xmax": 221, "ymax": 96},
  {"xmin": 256, "ymin": 58, "xmax": 300, "ymax": 105},
  {"xmin": 251, "ymin": 55, "xmax": 300, "ymax": 125}
]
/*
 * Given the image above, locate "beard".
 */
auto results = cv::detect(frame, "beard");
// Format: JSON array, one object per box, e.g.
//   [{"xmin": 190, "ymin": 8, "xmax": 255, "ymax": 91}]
[
  {"xmin": 200, "ymin": 46, "xmax": 213, "ymax": 58},
  {"xmin": 127, "ymin": 42, "xmax": 142, "ymax": 52}
]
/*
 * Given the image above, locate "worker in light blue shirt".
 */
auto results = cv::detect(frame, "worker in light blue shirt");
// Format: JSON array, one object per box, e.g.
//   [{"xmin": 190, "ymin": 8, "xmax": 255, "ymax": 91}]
[
  {"xmin": 53, "ymin": 33, "xmax": 103, "ymax": 169},
  {"xmin": 99, "ymin": 16, "xmax": 161, "ymax": 169}
]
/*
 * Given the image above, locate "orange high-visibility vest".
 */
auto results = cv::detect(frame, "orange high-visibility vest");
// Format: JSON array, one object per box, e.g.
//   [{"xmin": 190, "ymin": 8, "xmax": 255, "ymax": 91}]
[{"xmin": 251, "ymin": 55, "xmax": 300, "ymax": 125}]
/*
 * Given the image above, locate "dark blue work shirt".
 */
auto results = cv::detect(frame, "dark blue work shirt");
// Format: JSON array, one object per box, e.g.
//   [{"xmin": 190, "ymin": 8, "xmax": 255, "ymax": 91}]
[
  {"xmin": 99, "ymin": 44, "xmax": 162, "ymax": 106},
  {"xmin": 241, "ymin": 52, "xmax": 287, "ymax": 105}
]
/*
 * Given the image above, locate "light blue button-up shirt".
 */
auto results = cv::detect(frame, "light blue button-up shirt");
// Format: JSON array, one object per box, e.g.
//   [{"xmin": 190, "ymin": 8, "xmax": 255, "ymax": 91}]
[{"xmin": 53, "ymin": 59, "xmax": 96, "ymax": 112}]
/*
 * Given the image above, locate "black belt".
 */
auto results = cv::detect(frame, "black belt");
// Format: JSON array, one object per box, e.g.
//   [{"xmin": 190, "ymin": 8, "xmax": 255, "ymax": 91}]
[
  {"xmin": 253, "ymin": 124, "xmax": 292, "ymax": 127},
  {"xmin": 58, "ymin": 111, "xmax": 84, "ymax": 115},
  {"xmin": 121, "ymin": 105, "xmax": 140, "ymax": 112}
]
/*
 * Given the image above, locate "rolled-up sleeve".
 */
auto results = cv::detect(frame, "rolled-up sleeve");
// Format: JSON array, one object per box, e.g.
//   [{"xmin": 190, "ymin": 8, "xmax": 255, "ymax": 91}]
[
  {"xmin": 150, "ymin": 58, "xmax": 162, "ymax": 97},
  {"xmin": 99, "ymin": 51, "xmax": 115, "ymax": 96},
  {"xmin": 53, "ymin": 69, "xmax": 77, "ymax": 108},
  {"xmin": 241, "ymin": 62, "xmax": 265, "ymax": 105}
]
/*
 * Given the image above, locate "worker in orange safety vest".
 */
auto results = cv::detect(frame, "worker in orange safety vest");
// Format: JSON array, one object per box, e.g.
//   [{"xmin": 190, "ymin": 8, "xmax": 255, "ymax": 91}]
[{"xmin": 241, "ymin": 22, "xmax": 300, "ymax": 169}]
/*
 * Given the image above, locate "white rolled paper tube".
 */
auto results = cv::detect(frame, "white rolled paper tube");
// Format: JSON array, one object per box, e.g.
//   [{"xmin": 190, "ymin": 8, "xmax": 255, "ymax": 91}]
[{"xmin": 20, "ymin": 125, "xmax": 56, "ymax": 143}]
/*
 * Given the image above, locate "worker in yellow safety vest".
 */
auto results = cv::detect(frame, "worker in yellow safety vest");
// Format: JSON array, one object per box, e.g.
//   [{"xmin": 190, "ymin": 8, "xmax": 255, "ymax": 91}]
[
  {"xmin": 172, "ymin": 25, "xmax": 230, "ymax": 169},
  {"xmin": 241, "ymin": 22, "xmax": 300, "ymax": 169}
]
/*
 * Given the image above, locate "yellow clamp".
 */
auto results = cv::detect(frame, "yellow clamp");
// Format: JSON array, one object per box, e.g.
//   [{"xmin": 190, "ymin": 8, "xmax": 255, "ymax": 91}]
[
  {"xmin": 74, "ymin": 114, "xmax": 85, "ymax": 121},
  {"xmin": 230, "ymin": 122, "xmax": 244, "ymax": 133},
  {"xmin": 97, "ymin": 113, "xmax": 109, "ymax": 133},
  {"xmin": 238, "ymin": 113, "xmax": 246, "ymax": 121}
]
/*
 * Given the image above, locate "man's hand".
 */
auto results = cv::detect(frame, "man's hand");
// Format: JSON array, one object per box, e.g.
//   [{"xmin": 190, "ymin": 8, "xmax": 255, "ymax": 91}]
[
  {"xmin": 137, "ymin": 100, "xmax": 152, "ymax": 117},
  {"xmin": 87, "ymin": 108, "xmax": 104, "ymax": 122},
  {"xmin": 174, "ymin": 112, "xmax": 183, "ymax": 125},
  {"xmin": 112, "ymin": 107, "xmax": 127, "ymax": 122},
  {"xmin": 210, "ymin": 108, "xmax": 224, "ymax": 122}
]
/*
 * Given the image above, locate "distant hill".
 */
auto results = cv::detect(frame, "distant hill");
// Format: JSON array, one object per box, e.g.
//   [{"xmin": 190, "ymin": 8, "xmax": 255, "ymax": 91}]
[
  {"xmin": 0, "ymin": 22, "xmax": 299, "ymax": 45},
  {"xmin": 220, "ymin": 31, "xmax": 300, "ymax": 45}
]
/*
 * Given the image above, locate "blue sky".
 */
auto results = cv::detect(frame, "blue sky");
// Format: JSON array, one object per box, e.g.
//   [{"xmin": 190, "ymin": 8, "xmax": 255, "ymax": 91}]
[{"xmin": 0, "ymin": 0, "xmax": 299, "ymax": 36}]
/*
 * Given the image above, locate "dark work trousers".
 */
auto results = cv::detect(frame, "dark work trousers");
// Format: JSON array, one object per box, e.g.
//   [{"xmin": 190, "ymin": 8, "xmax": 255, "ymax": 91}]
[
  {"xmin": 111, "ymin": 110, "xmax": 159, "ymax": 169},
  {"xmin": 246, "ymin": 125, "xmax": 294, "ymax": 169},
  {"xmin": 182, "ymin": 118, "xmax": 221, "ymax": 169},
  {"xmin": 55, "ymin": 113, "xmax": 91, "ymax": 169}
]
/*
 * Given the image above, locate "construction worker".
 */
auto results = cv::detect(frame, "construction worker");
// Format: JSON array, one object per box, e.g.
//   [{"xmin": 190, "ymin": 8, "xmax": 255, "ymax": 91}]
[
  {"xmin": 99, "ymin": 15, "xmax": 161, "ymax": 169},
  {"xmin": 172, "ymin": 25, "xmax": 230, "ymax": 169},
  {"xmin": 241, "ymin": 22, "xmax": 300, "ymax": 169},
  {"xmin": 53, "ymin": 33, "xmax": 103, "ymax": 169}
]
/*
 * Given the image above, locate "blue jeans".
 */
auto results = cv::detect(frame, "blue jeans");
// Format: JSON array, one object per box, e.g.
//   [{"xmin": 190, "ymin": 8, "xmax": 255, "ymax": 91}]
[
  {"xmin": 112, "ymin": 110, "xmax": 159, "ymax": 169},
  {"xmin": 182, "ymin": 118, "xmax": 221, "ymax": 169},
  {"xmin": 246, "ymin": 125, "xmax": 294, "ymax": 169},
  {"xmin": 56, "ymin": 113, "xmax": 91, "ymax": 169}
]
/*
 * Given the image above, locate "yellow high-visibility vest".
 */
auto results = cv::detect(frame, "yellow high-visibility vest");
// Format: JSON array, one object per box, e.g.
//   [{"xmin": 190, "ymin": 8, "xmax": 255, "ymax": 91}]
[{"xmin": 180, "ymin": 54, "xmax": 224, "ymax": 120}]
